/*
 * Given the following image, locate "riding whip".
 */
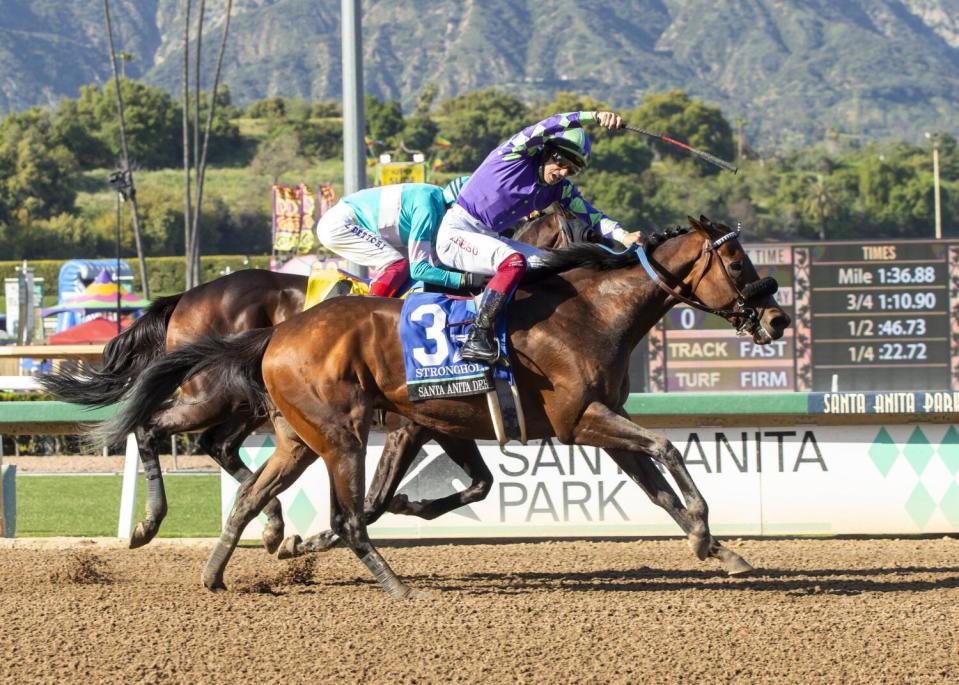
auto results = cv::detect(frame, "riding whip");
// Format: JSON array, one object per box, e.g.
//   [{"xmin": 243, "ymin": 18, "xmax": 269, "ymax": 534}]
[{"xmin": 624, "ymin": 125, "xmax": 738, "ymax": 174}]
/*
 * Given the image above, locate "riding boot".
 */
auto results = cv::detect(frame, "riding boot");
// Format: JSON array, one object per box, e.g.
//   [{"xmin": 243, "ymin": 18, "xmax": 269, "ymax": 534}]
[{"xmin": 461, "ymin": 289, "xmax": 506, "ymax": 363}]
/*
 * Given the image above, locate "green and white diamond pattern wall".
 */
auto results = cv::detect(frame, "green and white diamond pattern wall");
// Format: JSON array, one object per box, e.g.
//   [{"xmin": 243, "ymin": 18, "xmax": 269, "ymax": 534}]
[{"xmin": 221, "ymin": 425, "xmax": 959, "ymax": 539}]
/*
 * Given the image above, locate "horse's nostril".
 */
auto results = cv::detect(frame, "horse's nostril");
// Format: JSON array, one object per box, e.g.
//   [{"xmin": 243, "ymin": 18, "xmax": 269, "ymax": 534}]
[{"xmin": 770, "ymin": 313, "xmax": 790, "ymax": 331}]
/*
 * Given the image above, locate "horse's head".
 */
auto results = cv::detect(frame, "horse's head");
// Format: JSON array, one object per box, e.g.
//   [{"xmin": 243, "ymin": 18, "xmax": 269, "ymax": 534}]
[{"xmin": 683, "ymin": 215, "xmax": 791, "ymax": 344}]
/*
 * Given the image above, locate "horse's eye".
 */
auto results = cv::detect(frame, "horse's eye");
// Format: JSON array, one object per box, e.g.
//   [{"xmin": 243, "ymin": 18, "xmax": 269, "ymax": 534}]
[{"xmin": 729, "ymin": 261, "xmax": 743, "ymax": 273}]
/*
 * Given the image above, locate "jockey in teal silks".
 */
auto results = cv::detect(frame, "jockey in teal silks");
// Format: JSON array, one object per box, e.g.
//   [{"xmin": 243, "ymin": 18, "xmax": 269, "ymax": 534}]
[
  {"xmin": 315, "ymin": 177, "xmax": 481, "ymax": 296},
  {"xmin": 435, "ymin": 111, "xmax": 643, "ymax": 362}
]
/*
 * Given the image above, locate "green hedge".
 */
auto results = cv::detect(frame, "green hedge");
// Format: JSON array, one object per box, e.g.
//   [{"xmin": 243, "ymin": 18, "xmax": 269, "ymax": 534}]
[{"xmin": 0, "ymin": 254, "xmax": 273, "ymax": 309}]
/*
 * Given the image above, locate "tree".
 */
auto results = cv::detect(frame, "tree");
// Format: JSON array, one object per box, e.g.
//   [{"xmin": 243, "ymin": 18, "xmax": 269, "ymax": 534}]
[
  {"xmin": 247, "ymin": 97, "xmax": 288, "ymax": 120},
  {"xmin": 0, "ymin": 112, "xmax": 79, "ymax": 224},
  {"xmin": 437, "ymin": 89, "xmax": 528, "ymax": 170},
  {"xmin": 311, "ymin": 101, "xmax": 342, "ymax": 118},
  {"xmin": 401, "ymin": 115, "xmax": 439, "ymax": 153},
  {"xmin": 77, "ymin": 79, "xmax": 181, "ymax": 168},
  {"xmin": 801, "ymin": 175, "xmax": 839, "ymax": 240},
  {"xmin": 414, "ymin": 83, "xmax": 437, "ymax": 116},
  {"xmin": 574, "ymin": 171, "xmax": 647, "ymax": 230},
  {"xmin": 591, "ymin": 134, "xmax": 653, "ymax": 176},
  {"xmin": 631, "ymin": 90, "xmax": 734, "ymax": 175},
  {"xmin": 104, "ymin": 0, "xmax": 150, "ymax": 296},
  {"xmin": 365, "ymin": 95, "xmax": 404, "ymax": 143}
]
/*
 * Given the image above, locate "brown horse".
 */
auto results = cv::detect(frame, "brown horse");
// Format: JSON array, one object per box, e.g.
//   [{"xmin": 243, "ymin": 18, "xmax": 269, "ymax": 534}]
[
  {"xmin": 98, "ymin": 216, "xmax": 790, "ymax": 596},
  {"xmin": 40, "ymin": 211, "xmax": 581, "ymax": 550}
]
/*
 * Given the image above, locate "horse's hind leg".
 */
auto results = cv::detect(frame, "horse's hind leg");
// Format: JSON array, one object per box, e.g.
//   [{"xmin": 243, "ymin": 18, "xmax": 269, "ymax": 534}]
[
  {"xmin": 129, "ymin": 425, "xmax": 168, "ymax": 549},
  {"xmin": 283, "ymin": 430, "xmax": 492, "ymax": 558},
  {"xmin": 604, "ymin": 448, "xmax": 753, "ymax": 576},
  {"xmin": 573, "ymin": 402, "xmax": 713, "ymax": 562},
  {"xmin": 197, "ymin": 413, "xmax": 285, "ymax": 554},
  {"xmin": 202, "ymin": 416, "xmax": 316, "ymax": 591},
  {"xmin": 280, "ymin": 418, "xmax": 430, "ymax": 558},
  {"xmin": 387, "ymin": 434, "xmax": 493, "ymax": 520}
]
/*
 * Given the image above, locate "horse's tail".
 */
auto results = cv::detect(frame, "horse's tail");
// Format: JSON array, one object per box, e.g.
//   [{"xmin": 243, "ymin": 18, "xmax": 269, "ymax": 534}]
[
  {"xmin": 37, "ymin": 293, "xmax": 183, "ymax": 407},
  {"xmin": 90, "ymin": 327, "xmax": 275, "ymax": 449}
]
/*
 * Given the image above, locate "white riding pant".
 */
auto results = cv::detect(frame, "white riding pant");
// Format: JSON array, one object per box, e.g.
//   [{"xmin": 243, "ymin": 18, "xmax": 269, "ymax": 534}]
[
  {"xmin": 315, "ymin": 201, "xmax": 405, "ymax": 272},
  {"xmin": 436, "ymin": 204, "xmax": 547, "ymax": 275}
]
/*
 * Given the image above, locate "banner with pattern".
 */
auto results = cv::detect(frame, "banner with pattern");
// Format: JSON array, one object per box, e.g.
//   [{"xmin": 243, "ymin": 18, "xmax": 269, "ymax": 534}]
[{"xmin": 272, "ymin": 182, "xmax": 335, "ymax": 254}]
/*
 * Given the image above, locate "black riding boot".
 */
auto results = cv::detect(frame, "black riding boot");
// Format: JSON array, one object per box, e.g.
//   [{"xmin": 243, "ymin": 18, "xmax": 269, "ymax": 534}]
[{"xmin": 461, "ymin": 289, "xmax": 506, "ymax": 363}]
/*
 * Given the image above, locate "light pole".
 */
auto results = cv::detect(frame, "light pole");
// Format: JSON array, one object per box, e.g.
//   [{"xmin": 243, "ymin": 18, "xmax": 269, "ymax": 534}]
[
  {"xmin": 925, "ymin": 131, "xmax": 942, "ymax": 240},
  {"xmin": 341, "ymin": 0, "xmax": 366, "ymax": 277}
]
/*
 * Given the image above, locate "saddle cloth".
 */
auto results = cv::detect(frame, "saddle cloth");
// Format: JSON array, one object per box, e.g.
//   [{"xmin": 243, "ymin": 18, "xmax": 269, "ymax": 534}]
[{"xmin": 400, "ymin": 292, "xmax": 512, "ymax": 401}]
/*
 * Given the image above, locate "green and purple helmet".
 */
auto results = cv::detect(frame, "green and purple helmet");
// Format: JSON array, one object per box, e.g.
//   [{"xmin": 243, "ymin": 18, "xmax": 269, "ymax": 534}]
[{"xmin": 547, "ymin": 127, "xmax": 591, "ymax": 170}]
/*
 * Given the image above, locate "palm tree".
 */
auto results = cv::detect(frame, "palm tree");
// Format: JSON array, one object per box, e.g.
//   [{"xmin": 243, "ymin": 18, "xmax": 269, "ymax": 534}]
[
  {"xmin": 802, "ymin": 175, "xmax": 838, "ymax": 241},
  {"xmin": 103, "ymin": 0, "xmax": 149, "ymax": 298}
]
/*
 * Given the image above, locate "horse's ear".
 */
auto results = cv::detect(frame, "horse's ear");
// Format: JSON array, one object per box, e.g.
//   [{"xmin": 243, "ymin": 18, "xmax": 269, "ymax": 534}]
[
  {"xmin": 687, "ymin": 215, "xmax": 702, "ymax": 230},
  {"xmin": 699, "ymin": 214, "xmax": 711, "ymax": 227}
]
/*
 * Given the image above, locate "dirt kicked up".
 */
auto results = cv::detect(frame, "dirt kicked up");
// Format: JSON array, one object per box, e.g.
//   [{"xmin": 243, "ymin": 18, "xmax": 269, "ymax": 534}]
[{"xmin": 1, "ymin": 538, "xmax": 957, "ymax": 684}]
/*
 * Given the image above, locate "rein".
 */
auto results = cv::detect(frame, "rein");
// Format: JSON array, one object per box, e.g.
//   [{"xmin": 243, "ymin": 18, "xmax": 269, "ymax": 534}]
[{"xmin": 634, "ymin": 229, "xmax": 763, "ymax": 334}]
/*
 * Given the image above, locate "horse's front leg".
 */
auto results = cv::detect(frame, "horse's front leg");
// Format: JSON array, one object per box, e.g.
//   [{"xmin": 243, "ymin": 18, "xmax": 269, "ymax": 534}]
[
  {"xmin": 602, "ymin": 446, "xmax": 752, "ymax": 575},
  {"xmin": 572, "ymin": 402, "xmax": 713, "ymax": 562}
]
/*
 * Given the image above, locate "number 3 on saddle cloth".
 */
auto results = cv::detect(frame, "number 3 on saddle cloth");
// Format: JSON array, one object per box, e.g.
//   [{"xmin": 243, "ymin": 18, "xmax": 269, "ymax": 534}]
[{"xmin": 400, "ymin": 292, "xmax": 527, "ymax": 446}]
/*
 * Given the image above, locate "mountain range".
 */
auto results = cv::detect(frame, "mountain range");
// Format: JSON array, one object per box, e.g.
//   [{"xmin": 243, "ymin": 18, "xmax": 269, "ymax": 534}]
[{"xmin": 2, "ymin": 0, "xmax": 958, "ymax": 148}]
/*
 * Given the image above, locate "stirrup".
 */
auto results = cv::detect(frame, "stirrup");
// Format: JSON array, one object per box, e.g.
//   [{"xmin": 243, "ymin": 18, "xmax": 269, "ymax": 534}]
[{"xmin": 462, "ymin": 338, "xmax": 500, "ymax": 364}]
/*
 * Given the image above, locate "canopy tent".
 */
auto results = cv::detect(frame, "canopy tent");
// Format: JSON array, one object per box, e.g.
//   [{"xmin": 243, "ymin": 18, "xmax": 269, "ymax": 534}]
[
  {"xmin": 47, "ymin": 316, "xmax": 134, "ymax": 344},
  {"xmin": 276, "ymin": 254, "xmax": 317, "ymax": 276},
  {"xmin": 43, "ymin": 269, "xmax": 150, "ymax": 317}
]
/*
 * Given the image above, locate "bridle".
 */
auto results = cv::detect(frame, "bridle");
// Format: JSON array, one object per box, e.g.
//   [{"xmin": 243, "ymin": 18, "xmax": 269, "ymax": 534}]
[{"xmin": 635, "ymin": 227, "xmax": 774, "ymax": 336}]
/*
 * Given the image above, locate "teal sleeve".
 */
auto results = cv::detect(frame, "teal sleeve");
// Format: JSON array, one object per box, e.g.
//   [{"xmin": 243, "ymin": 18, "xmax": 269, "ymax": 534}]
[{"xmin": 407, "ymin": 205, "xmax": 466, "ymax": 289}]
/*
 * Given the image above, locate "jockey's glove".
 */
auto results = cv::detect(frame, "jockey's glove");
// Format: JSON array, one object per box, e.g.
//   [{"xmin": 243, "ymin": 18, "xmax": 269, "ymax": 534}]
[{"xmin": 461, "ymin": 272, "xmax": 492, "ymax": 290}]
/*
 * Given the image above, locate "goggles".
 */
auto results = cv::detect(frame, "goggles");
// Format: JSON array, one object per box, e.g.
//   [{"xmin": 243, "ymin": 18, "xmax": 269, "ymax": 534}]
[{"xmin": 549, "ymin": 151, "xmax": 583, "ymax": 176}]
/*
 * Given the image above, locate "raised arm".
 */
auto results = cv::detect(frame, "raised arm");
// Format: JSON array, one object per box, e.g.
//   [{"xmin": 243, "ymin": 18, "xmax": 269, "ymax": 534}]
[{"xmin": 500, "ymin": 111, "xmax": 598, "ymax": 159}]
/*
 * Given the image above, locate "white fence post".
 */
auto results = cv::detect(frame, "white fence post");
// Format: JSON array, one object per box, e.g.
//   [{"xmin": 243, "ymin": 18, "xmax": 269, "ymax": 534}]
[{"xmin": 117, "ymin": 433, "xmax": 139, "ymax": 539}]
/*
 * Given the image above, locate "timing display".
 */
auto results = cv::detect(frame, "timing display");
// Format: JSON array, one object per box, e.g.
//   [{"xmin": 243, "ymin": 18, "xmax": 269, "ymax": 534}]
[{"xmin": 807, "ymin": 241, "xmax": 951, "ymax": 391}]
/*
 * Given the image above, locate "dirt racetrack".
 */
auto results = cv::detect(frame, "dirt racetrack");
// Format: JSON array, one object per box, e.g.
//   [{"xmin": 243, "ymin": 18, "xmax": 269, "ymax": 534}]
[{"xmin": 1, "ymin": 537, "xmax": 957, "ymax": 684}]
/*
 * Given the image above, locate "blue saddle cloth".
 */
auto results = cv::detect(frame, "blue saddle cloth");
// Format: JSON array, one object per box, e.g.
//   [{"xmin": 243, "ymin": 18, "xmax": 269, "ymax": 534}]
[{"xmin": 400, "ymin": 292, "xmax": 512, "ymax": 401}]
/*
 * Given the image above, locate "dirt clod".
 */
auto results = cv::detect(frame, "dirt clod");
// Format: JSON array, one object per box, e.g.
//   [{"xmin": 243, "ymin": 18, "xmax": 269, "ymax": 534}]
[{"xmin": 48, "ymin": 551, "xmax": 113, "ymax": 585}]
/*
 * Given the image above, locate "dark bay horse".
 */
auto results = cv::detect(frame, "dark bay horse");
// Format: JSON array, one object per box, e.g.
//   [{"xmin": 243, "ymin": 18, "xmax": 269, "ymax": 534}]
[
  {"xmin": 40, "ymin": 211, "xmax": 582, "ymax": 550},
  {"xmin": 97, "ymin": 216, "xmax": 790, "ymax": 596}
]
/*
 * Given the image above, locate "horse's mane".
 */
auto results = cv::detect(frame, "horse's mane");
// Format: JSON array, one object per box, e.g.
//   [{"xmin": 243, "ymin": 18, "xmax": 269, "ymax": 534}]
[
  {"xmin": 534, "ymin": 225, "xmax": 692, "ymax": 278},
  {"xmin": 646, "ymin": 225, "xmax": 692, "ymax": 254}
]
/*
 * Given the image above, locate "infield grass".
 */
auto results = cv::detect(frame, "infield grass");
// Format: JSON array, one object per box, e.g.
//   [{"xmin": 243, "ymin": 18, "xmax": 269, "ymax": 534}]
[{"xmin": 15, "ymin": 474, "xmax": 221, "ymax": 537}]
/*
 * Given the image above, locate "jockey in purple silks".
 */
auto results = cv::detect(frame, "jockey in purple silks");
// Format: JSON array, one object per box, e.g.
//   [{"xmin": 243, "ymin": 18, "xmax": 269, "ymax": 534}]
[{"xmin": 435, "ymin": 110, "xmax": 643, "ymax": 362}]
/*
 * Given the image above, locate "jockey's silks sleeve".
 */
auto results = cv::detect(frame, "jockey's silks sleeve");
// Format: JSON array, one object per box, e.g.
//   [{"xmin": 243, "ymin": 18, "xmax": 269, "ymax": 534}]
[
  {"xmin": 454, "ymin": 111, "xmax": 626, "ymax": 241},
  {"xmin": 558, "ymin": 180, "xmax": 625, "ymax": 241},
  {"xmin": 340, "ymin": 183, "xmax": 465, "ymax": 288},
  {"xmin": 500, "ymin": 111, "xmax": 596, "ymax": 160},
  {"xmin": 402, "ymin": 186, "xmax": 465, "ymax": 289}
]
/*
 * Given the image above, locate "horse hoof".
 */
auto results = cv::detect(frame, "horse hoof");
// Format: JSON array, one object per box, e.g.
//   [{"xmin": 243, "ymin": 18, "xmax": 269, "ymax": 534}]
[
  {"xmin": 277, "ymin": 535, "xmax": 301, "ymax": 560},
  {"xmin": 262, "ymin": 522, "xmax": 285, "ymax": 555},
  {"xmin": 687, "ymin": 532, "xmax": 711, "ymax": 561},
  {"xmin": 722, "ymin": 553, "xmax": 754, "ymax": 577},
  {"xmin": 713, "ymin": 544, "xmax": 754, "ymax": 576},
  {"xmin": 202, "ymin": 575, "xmax": 227, "ymax": 592},
  {"xmin": 128, "ymin": 521, "xmax": 157, "ymax": 549},
  {"xmin": 405, "ymin": 587, "xmax": 434, "ymax": 600}
]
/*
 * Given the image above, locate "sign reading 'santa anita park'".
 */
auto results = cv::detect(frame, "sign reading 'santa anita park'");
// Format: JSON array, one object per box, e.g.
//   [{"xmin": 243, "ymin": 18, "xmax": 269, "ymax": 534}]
[
  {"xmin": 224, "ymin": 424, "xmax": 959, "ymax": 540},
  {"xmin": 649, "ymin": 238, "xmax": 959, "ymax": 393}
]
